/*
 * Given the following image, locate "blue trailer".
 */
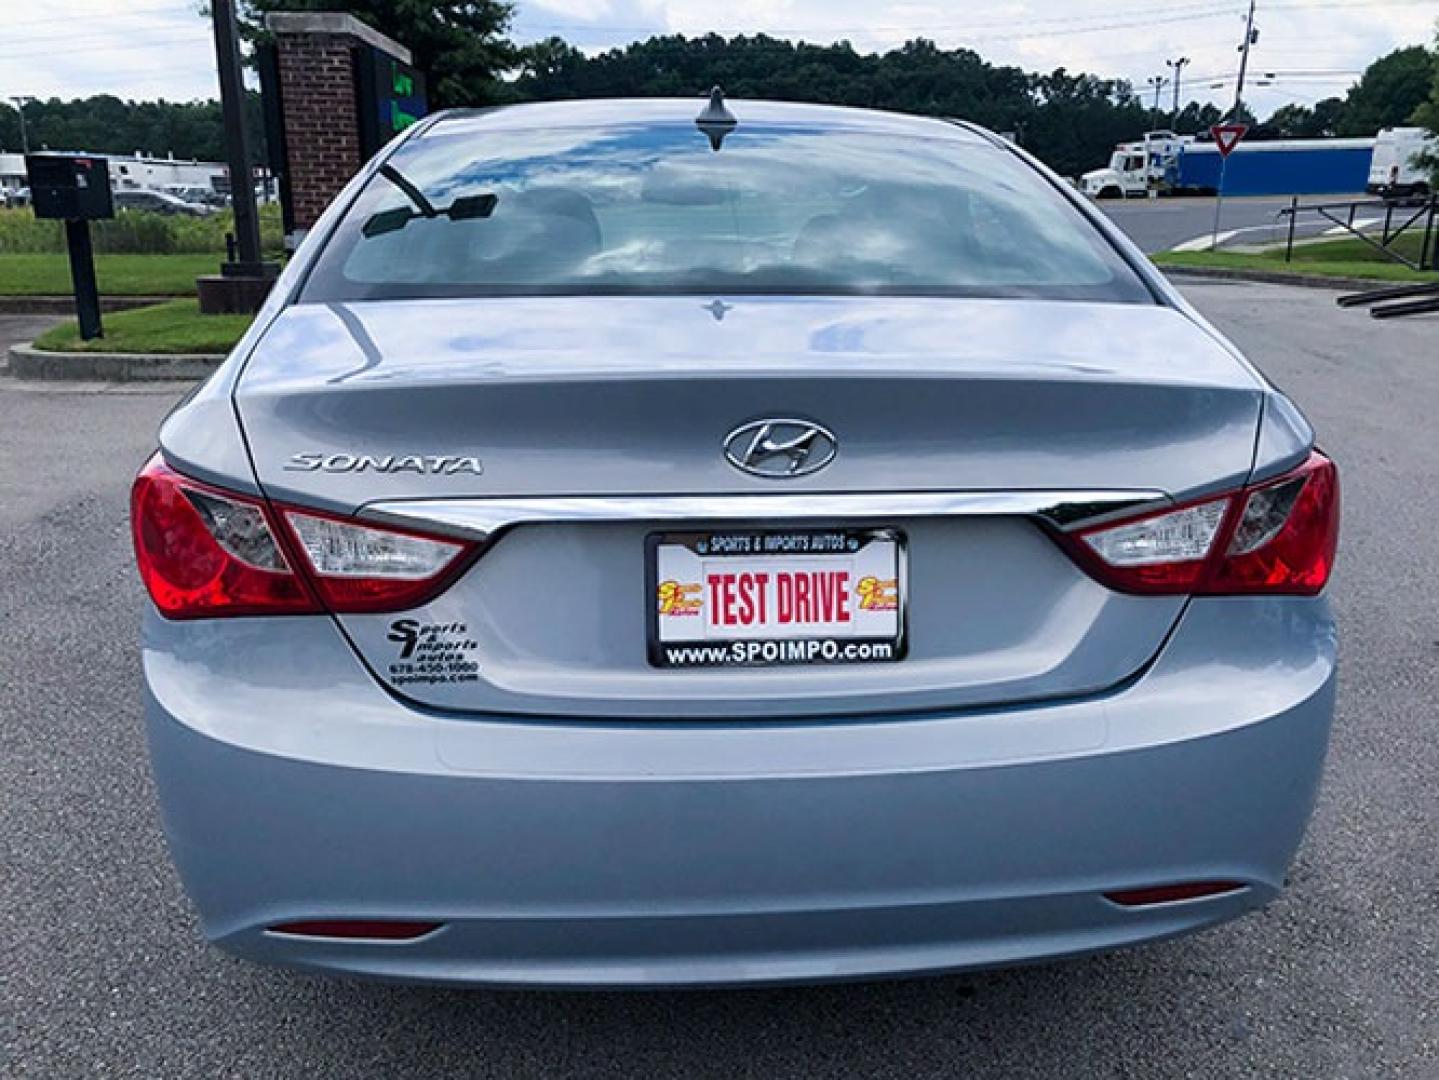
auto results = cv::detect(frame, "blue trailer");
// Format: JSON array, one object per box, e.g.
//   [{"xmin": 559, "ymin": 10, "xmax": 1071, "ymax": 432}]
[{"xmin": 1167, "ymin": 138, "xmax": 1375, "ymax": 197}]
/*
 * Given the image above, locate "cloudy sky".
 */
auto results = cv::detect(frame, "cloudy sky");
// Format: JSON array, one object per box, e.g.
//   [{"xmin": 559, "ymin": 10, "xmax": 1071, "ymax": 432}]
[{"xmin": 1, "ymin": 0, "xmax": 1435, "ymax": 114}]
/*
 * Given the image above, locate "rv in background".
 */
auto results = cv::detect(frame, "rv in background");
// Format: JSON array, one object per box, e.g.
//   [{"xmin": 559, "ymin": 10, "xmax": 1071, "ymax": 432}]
[
  {"xmin": 1367, "ymin": 128, "xmax": 1435, "ymax": 197},
  {"xmin": 0, "ymin": 151, "xmax": 228, "ymax": 204},
  {"xmin": 99, "ymin": 153, "xmax": 228, "ymax": 195},
  {"xmin": 0, "ymin": 152, "xmax": 27, "ymax": 203}
]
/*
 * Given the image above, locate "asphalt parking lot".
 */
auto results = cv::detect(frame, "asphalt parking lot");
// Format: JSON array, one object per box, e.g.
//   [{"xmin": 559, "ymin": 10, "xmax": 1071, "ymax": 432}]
[
  {"xmin": 2, "ymin": 281, "xmax": 1436, "ymax": 1078},
  {"xmin": 1099, "ymin": 194, "xmax": 1352, "ymax": 253}
]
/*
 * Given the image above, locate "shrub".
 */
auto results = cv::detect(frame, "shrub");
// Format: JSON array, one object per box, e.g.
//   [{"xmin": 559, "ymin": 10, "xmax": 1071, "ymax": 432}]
[
  {"xmin": 0, "ymin": 204, "xmax": 284, "ymax": 255},
  {"xmin": 0, "ymin": 208, "xmax": 61, "ymax": 253}
]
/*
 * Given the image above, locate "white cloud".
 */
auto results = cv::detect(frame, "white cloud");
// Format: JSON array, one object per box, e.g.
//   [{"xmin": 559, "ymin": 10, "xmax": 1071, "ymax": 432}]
[
  {"xmin": 1, "ymin": 0, "xmax": 1433, "ymax": 110},
  {"xmin": 0, "ymin": 2, "xmax": 221, "ymax": 101}
]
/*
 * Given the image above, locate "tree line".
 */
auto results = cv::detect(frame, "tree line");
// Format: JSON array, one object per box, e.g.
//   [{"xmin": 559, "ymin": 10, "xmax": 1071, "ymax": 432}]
[
  {"xmin": 0, "ymin": 96, "xmax": 265, "ymax": 168},
  {"xmin": 2, "ymin": 1, "xmax": 1435, "ymax": 181}
]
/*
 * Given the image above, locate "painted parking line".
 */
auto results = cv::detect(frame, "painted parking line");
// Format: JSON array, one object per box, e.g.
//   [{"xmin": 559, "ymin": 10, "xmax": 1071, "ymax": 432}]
[
  {"xmin": 1171, "ymin": 217, "xmax": 1389, "ymax": 253},
  {"xmin": 1322, "ymin": 217, "xmax": 1382, "ymax": 236},
  {"xmin": 1171, "ymin": 226, "xmax": 1269, "ymax": 252}
]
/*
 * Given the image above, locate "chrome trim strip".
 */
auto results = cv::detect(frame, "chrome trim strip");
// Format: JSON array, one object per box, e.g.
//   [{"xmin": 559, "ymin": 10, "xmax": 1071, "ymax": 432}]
[{"xmin": 360, "ymin": 490, "xmax": 1168, "ymax": 542}]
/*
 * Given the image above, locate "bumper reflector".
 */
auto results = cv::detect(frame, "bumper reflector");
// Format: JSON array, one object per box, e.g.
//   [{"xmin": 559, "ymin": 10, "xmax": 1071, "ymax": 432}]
[
  {"xmin": 1104, "ymin": 881, "xmax": 1247, "ymax": 907},
  {"xmin": 267, "ymin": 920, "xmax": 442, "ymax": 941}
]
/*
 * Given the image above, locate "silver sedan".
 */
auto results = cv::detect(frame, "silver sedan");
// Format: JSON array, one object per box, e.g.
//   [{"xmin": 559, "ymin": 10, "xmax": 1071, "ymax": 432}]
[{"xmin": 132, "ymin": 96, "xmax": 1338, "ymax": 987}]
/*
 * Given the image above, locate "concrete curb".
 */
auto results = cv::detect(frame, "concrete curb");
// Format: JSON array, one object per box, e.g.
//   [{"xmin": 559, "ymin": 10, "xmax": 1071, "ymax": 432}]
[
  {"xmin": 0, "ymin": 296, "xmax": 183, "ymax": 316},
  {"xmin": 1157, "ymin": 265, "xmax": 1418, "ymax": 292},
  {"xmin": 6, "ymin": 342, "xmax": 222, "ymax": 382}
]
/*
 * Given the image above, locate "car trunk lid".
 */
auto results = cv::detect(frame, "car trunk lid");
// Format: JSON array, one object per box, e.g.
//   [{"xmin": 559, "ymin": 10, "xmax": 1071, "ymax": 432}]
[{"xmin": 232, "ymin": 295, "xmax": 1263, "ymax": 719}]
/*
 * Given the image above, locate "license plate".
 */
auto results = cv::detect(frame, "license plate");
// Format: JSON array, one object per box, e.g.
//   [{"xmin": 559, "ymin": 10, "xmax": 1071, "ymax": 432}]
[{"xmin": 647, "ymin": 528, "xmax": 906, "ymax": 668}]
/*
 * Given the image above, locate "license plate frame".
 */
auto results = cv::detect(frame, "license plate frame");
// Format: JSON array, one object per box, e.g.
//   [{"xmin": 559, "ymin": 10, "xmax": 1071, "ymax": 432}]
[{"xmin": 646, "ymin": 526, "xmax": 908, "ymax": 669}]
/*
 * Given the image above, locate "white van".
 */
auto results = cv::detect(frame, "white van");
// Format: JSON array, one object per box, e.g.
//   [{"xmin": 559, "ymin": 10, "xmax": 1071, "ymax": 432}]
[{"xmin": 1367, "ymin": 127, "xmax": 1434, "ymax": 197}]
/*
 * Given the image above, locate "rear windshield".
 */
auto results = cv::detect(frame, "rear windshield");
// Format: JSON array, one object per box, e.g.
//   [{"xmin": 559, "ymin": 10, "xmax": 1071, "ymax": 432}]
[{"xmin": 302, "ymin": 120, "xmax": 1152, "ymax": 303}]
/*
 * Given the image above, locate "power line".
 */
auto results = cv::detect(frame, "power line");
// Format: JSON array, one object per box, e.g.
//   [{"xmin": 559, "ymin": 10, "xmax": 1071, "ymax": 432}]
[
  {"xmin": 517, "ymin": 0, "xmax": 1245, "ymax": 39},
  {"xmin": 514, "ymin": 0, "xmax": 1436, "ymax": 39},
  {"xmin": 6, "ymin": 8, "xmax": 1243, "ymax": 65},
  {"xmin": 1243, "ymin": 84, "xmax": 1334, "ymax": 105},
  {"xmin": 1265, "ymin": 0, "xmax": 1439, "ymax": 10},
  {"xmin": 5, "ymin": 0, "xmax": 1430, "ymax": 102},
  {"xmin": 1176, "ymin": 67, "xmax": 1366, "ymax": 81}
]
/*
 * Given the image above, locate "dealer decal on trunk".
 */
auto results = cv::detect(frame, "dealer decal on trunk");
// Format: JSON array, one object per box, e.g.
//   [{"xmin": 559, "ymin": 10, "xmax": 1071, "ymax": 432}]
[{"xmin": 385, "ymin": 619, "xmax": 481, "ymax": 686}]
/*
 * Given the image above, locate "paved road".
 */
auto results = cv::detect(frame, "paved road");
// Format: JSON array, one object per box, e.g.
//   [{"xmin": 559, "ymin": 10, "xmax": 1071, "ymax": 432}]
[
  {"xmin": 1100, "ymin": 194, "xmax": 1363, "ymax": 253},
  {"xmin": 3, "ymin": 286, "xmax": 1436, "ymax": 1078}
]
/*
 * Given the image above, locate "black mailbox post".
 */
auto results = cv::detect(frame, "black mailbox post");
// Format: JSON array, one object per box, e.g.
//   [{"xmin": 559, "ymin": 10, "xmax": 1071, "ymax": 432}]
[{"xmin": 26, "ymin": 154, "xmax": 114, "ymax": 341}]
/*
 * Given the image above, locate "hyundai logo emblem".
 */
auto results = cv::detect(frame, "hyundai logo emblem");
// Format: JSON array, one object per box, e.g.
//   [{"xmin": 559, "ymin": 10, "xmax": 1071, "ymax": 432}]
[{"xmin": 724, "ymin": 419, "xmax": 837, "ymax": 478}]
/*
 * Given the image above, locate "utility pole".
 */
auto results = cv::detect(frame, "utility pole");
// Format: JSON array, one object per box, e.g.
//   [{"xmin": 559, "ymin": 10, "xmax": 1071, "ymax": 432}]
[
  {"xmin": 1166, "ymin": 57, "xmax": 1190, "ymax": 125},
  {"xmin": 1212, "ymin": 1, "xmax": 1259, "ymax": 252},
  {"xmin": 10, "ymin": 96, "xmax": 35, "ymax": 155},
  {"xmin": 1232, "ymin": 0, "xmax": 1259, "ymax": 122},
  {"xmin": 1146, "ymin": 75, "xmax": 1170, "ymax": 131}
]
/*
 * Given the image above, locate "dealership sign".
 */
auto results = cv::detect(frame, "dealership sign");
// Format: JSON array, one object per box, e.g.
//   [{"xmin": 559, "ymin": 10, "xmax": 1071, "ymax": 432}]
[{"xmin": 357, "ymin": 48, "xmax": 429, "ymax": 157}]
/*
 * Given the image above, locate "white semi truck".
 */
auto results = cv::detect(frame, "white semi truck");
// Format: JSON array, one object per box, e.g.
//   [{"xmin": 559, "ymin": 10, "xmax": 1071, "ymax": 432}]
[
  {"xmin": 1080, "ymin": 132, "xmax": 1186, "ymax": 199},
  {"xmin": 1081, "ymin": 131, "xmax": 1379, "ymax": 199}
]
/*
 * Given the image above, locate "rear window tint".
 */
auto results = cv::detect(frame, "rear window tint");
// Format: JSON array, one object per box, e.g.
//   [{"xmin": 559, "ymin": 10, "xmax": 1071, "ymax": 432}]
[{"xmin": 303, "ymin": 121, "xmax": 1152, "ymax": 304}]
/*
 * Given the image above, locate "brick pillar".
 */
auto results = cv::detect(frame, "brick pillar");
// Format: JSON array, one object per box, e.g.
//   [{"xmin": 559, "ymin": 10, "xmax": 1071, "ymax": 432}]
[{"xmin": 264, "ymin": 12, "xmax": 414, "ymax": 233}]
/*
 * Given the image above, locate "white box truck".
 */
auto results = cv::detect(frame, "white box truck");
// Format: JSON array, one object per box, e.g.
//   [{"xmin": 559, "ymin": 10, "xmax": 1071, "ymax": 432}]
[{"xmin": 1367, "ymin": 128, "xmax": 1435, "ymax": 197}]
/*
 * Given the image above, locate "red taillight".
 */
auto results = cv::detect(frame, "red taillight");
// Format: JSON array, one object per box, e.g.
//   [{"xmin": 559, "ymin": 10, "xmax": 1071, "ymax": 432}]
[
  {"xmin": 130, "ymin": 455, "xmax": 475, "ymax": 619},
  {"xmin": 267, "ymin": 919, "xmax": 442, "ymax": 941},
  {"xmin": 1207, "ymin": 454, "xmax": 1339, "ymax": 594},
  {"xmin": 131, "ymin": 456, "xmax": 318, "ymax": 619},
  {"xmin": 1060, "ymin": 451, "xmax": 1339, "ymax": 596}
]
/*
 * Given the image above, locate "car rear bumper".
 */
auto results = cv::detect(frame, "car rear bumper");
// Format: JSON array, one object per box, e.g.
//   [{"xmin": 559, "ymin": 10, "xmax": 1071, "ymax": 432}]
[{"xmin": 144, "ymin": 596, "xmax": 1335, "ymax": 987}]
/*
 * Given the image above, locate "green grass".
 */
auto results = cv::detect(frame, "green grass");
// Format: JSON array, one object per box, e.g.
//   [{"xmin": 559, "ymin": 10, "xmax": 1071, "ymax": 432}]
[
  {"xmin": 0, "ymin": 252, "xmax": 222, "ymax": 295},
  {"xmin": 1282, "ymin": 233, "xmax": 1429, "ymax": 264},
  {"xmin": 1155, "ymin": 249, "xmax": 1439, "ymax": 283},
  {"xmin": 1156, "ymin": 231, "xmax": 1439, "ymax": 283},
  {"xmin": 33, "ymin": 299, "xmax": 252, "ymax": 354}
]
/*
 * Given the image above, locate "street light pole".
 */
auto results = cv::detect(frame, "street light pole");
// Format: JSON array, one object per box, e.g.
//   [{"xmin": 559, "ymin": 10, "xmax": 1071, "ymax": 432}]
[
  {"xmin": 10, "ymin": 96, "xmax": 35, "ymax": 155},
  {"xmin": 1146, "ymin": 76, "xmax": 1170, "ymax": 131},
  {"xmin": 209, "ymin": 0, "xmax": 266, "ymax": 274},
  {"xmin": 1166, "ymin": 57, "xmax": 1190, "ymax": 125}
]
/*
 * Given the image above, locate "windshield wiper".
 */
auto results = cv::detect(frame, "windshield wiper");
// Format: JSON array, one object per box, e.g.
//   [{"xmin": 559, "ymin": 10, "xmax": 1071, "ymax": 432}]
[
  {"xmin": 379, "ymin": 164, "xmax": 438, "ymax": 219},
  {"xmin": 362, "ymin": 165, "xmax": 499, "ymax": 238}
]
